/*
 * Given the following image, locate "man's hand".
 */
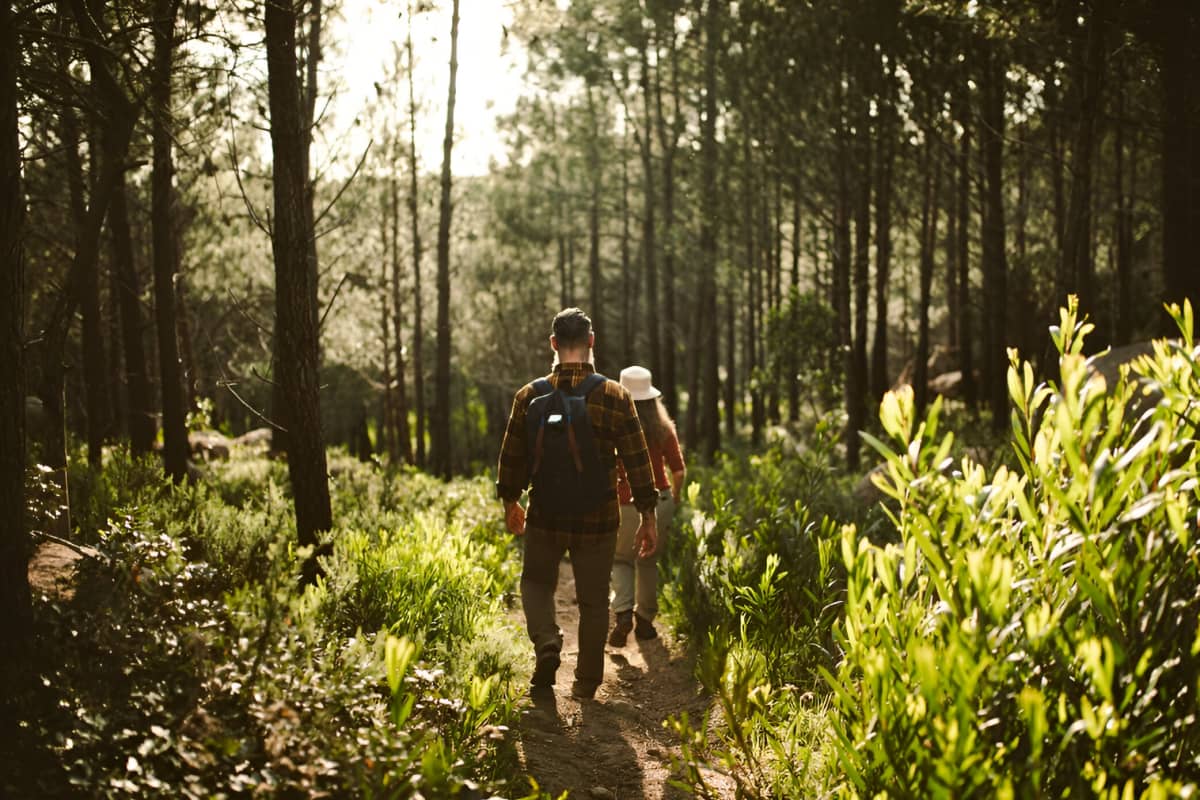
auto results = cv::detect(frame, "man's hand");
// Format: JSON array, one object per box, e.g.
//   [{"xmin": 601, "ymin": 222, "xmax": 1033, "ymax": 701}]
[
  {"xmin": 504, "ymin": 500, "xmax": 526, "ymax": 536},
  {"xmin": 635, "ymin": 511, "xmax": 657, "ymax": 558}
]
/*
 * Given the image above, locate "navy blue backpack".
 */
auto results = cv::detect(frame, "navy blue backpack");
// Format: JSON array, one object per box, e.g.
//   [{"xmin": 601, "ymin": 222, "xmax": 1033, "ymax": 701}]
[{"xmin": 524, "ymin": 373, "xmax": 612, "ymax": 516}]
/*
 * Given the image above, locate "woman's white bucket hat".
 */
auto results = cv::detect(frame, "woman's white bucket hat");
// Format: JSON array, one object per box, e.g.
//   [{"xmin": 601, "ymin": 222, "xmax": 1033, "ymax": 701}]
[{"xmin": 619, "ymin": 365, "xmax": 662, "ymax": 401}]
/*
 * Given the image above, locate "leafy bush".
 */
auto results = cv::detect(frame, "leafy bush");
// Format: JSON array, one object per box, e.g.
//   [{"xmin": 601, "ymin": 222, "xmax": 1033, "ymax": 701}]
[
  {"xmin": 10, "ymin": 454, "xmax": 541, "ymax": 798},
  {"xmin": 826, "ymin": 299, "xmax": 1200, "ymax": 797}
]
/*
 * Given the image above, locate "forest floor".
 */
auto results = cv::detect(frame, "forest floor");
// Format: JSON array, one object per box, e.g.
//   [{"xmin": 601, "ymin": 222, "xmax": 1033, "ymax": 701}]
[{"xmin": 511, "ymin": 564, "xmax": 735, "ymax": 800}]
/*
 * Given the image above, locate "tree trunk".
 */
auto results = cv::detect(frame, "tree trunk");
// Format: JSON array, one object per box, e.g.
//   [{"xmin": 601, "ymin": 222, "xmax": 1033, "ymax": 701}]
[
  {"xmin": 914, "ymin": 132, "xmax": 941, "ymax": 417},
  {"xmin": 852, "ymin": 116, "xmax": 871, "ymax": 433},
  {"xmin": 585, "ymin": 83, "xmax": 605, "ymax": 375},
  {"xmin": 379, "ymin": 187, "xmax": 393, "ymax": 458},
  {"xmin": 1061, "ymin": 7, "xmax": 1107, "ymax": 323},
  {"xmin": 871, "ymin": 77, "xmax": 895, "ymax": 401},
  {"xmin": 621, "ymin": 125, "xmax": 633, "ymax": 366},
  {"xmin": 742, "ymin": 132, "xmax": 762, "ymax": 445},
  {"xmin": 110, "ymin": 176, "xmax": 155, "ymax": 455},
  {"xmin": 1114, "ymin": 52, "xmax": 1134, "ymax": 345},
  {"xmin": 956, "ymin": 110, "xmax": 976, "ymax": 411},
  {"xmin": 698, "ymin": 0, "xmax": 722, "ymax": 460},
  {"xmin": 265, "ymin": 0, "xmax": 333, "ymax": 553},
  {"xmin": 1159, "ymin": 1, "xmax": 1200, "ymax": 323},
  {"xmin": 834, "ymin": 77, "xmax": 859, "ymax": 471},
  {"xmin": 149, "ymin": 0, "xmax": 188, "ymax": 481},
  {"xmin": 980, "ymin": 43, "xmax": 1009, "ymax": 429},
  {"xmin": 655, "ymin": 20, "xmax": 680, "ymax": 418},
  {"xmin": 406, "ymin": 3, "xmax": 426, "ymax": 467},
  {"xmin": 639, "ymin": 41, "xmax": 660, "ymax": 377},
  {"xmin": 390, "ymin": 167, "xmax": 413, "ymax": 464},
  {"xmin": 788, "ymin": 172, "xmax": 801, "ymax": 422},
  {"xmin": 431, "ymin": 0, "xmax": 459, "ymax": 478},
  {"xmin": 1, "ymin": 0, "xmax": 31, "ymax": 665}
]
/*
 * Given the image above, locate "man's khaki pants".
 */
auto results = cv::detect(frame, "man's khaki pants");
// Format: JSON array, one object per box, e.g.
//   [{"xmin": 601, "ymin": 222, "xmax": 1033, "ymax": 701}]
[{"xmin": 521, "ymin": 528, "xmax": 618, "ymax": 689}]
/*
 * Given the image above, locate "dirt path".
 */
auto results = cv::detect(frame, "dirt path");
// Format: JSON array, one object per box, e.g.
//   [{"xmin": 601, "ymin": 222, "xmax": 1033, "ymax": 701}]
[{"xmin": 511, "ymin": 564, "xmax": 734, "ymax": 799}]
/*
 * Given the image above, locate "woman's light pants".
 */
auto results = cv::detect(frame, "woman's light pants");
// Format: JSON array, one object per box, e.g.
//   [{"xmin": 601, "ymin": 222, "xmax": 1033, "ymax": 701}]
[{"xmin": 611, "ymin": 491, "xmax": 674, "ymax": 621}]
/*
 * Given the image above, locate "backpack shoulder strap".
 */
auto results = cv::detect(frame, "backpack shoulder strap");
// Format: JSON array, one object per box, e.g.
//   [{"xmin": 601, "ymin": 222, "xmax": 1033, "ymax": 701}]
[
  {"xmin": 572, "ymin": 373, "xmax": 607, "ymax": 398},
  {"xmin": 531, "ymin": 378, "xmax": 554, "ymax": 397}
]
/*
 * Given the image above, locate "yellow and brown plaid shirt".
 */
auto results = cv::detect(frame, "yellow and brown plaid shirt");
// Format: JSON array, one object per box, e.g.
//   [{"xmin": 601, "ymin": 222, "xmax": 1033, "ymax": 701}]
[{"xmin": 496, "ymin": 362, "xmax": 658, "ymax": 535}]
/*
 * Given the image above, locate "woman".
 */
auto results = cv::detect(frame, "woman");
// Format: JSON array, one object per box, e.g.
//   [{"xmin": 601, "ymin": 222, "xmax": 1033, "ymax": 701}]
[{"xmin": 609, "ymin": 365, "xmax": 686, "ymax": 646}]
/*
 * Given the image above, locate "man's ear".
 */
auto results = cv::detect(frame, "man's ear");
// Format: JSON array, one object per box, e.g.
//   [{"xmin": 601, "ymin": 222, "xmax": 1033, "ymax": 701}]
[
  {"xmin": 588, "ymin": 331, "xmax": 595, "ymax": 348},
  {"xmin": 550, "ymin": 334, "xmax": 559, "ymax": 352}
]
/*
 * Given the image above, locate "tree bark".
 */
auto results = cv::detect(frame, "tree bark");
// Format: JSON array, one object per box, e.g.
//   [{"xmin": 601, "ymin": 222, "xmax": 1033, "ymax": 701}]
[
  {"xmin": 1, "ymin": 0, "xmax": 31, "ymax": 665},
  {"xmin": 1061, "ymin": 6, "xmax": 1107, "ymax": 323},
  {"xmin": 914, "ymin": 132, "xmax": 941, "ymax": 417},
  {"xmin": 834, "ymin": 75, "xmax": 858, "ymax": 471},
  {"xmin": 871, "ymin": 74, "xmax": 895, "ymax": 402},
  {"xmin": 956, "ymin": 108, "xmax": 976, "ymax": 411},
  {"xmin": 390, "ymin": 165, "xmax": 413, "ymax": 464},
  {"xmin": 431, "ymin": 0, "xmax": 460, "ymax": 478},
  {"xmin": 851, "ymin": 113, "xmax": 871, "ymax": 434},
  {"xmin": 265, "ymin": 0, "xmax": 333, "ymax": 553},
  {"xmin": 1158, "ymin": 0, "xmax": 1200, "ymax": 323},
  {"xmin": 110, "ymin": 176, "xmax": 155, "ymax": 455},
  {"xmin": 1114, "ymin": 51, "xmax": 1134, "ymax": 345},
  {"xmin": 980, "ymin": 44, "xmax": 1008, "ymax": 429},
  {"xmin": 654, "ymin": 19, "xmax": 681, "ymax": 419},
  {"xmin": 788, "ymin": 172, "xmax": 801, "ymax": 422},
  {"xmin": 584, "ymin": 83, "xmax": 605, "ymax": 375},
  {"xmin": 406, "ymin": 3, "xmax": 426, "ymax": 467},
  {"xmin": 150, "ymin": 0, "xmax": 188, "ymax": 481},
  {"xmin": 639, "ymin": 41, "xmax": 660, "ymax": 377},
  {"xmin": 379, "ymin": 187, "xmax": 394, "ymax": 458},
  {"xmin": 698, "ymin": 0, "xmax": 722, "ymax": 460}
]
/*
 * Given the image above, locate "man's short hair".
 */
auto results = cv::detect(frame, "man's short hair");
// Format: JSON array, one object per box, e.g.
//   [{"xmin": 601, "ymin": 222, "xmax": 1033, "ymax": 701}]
[{"xmin": 552, "ymin": 307, "xmax": 592, "ymax": 349}]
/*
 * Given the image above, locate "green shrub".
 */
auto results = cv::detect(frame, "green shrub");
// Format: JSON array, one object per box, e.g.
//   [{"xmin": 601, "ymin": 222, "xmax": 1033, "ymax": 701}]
[
  {"xmin": 11, "ymin": 452, "xmax": 541, "ymax": 798},
  {"xmin": 826, "ymin": 299, "xmax": 1200, "ymax": 797}
]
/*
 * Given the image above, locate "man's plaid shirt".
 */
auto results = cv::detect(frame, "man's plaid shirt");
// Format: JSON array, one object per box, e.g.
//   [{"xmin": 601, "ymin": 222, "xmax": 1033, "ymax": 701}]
[{"xmin": 496, "ymin": 362, "xmax": 658, "ymax": 535}]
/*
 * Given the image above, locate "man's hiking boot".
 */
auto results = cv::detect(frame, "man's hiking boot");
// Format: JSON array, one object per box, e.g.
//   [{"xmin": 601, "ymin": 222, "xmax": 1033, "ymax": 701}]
[
  {"xmin": 571, "ymin": 680, "xmax": 599, "ymax": 700},
  {"xmin": 608, "ymin": 610, "xmax": 634, "ymax": 647},
  {"xmin": 634, "ymin": 613, "xmax": 658, "ymax": 641},
  {"xmin": 531, "ymin": 651, "xmax": 560, "ymax": 689}
]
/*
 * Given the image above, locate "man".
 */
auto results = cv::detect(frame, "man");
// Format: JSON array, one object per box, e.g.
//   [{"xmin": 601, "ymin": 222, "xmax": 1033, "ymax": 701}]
[{"xmin": 496, "ymin": 308, "xmax": 659, "ymax": 700}]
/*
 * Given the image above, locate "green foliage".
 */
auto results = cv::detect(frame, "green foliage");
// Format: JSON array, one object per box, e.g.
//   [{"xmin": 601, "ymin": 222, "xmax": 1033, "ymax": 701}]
[
  {"xmin": 827, "ymin": 299, "xmax": 1200, "ymax": 797},
  {"xmin": 665, "ymin": 429, "xmax": 854, "ymax": 796},
  {"xmin": 10, "ymin": 450, "xmax": 543, "ymax": 799},
  {"xmin": 764, "ymin": 288, "xmax": 843, "ymax": 414}
]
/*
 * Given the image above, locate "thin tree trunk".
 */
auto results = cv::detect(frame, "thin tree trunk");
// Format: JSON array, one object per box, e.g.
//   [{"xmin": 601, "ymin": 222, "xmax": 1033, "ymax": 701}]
[
  {"xmin": 852, "ymin": 117, "xmax": 871, "ymax": 432},
  {"xmin": 391, "ymin": 165, "xmax": 413, "ymax": 464},
  {"xmin": 788, "ymin": 171, "xmax": 801, "ymax": 422},
  {"xmin": 1114, "ymin": 53, "xmax": 1133, "ymax": 345},
  {"xmin": 980, "ymin": 43, "xmax": 1009, "ymax": 429},
  {"xmin": 871, "ymin": 79, "xmax": 895, "ymax": 401},
  {"xmin": 405, "ymin": 3, "xmax": 426, "ymax": 467},
  {"xmin": 654, "ymin": 20, "xmax": 680, "ymax": 418},
  {"xmin": 1061, "ymin": 8, "xmax": 1107, "ymax": 323},
  {"xmin": 914, "ymin": 132, "xmax": 941, "ymax": 417},
  {"xmin": 698, "ymin": 0, "xmax": 722, "ymax": 460},
  {"xmin": 742, "ymin": 132, "xmax": 762, "ymax": 445},
  {"xmin": 834, "ymin": 76, "xmax": 858, "ymax": 471},
  {"xmin": 148, "ymin": 0, "xmax": 188, "ymax": 481},
  {"xmin": 956, "ymin": 95, "xmax": 976, "ymax": 411},
  {"xmin": 110, "ymin": 176, "xmax": 155, "ymax": 455},
  {"xmin": 585, "ymin": 83, "xmax": 604, "ymax": 374},
  {"xmin": 639, "ymin": 42, "xmax": 659, "ymax": 376},
  {"xmin": 431, "ymin": 0, "xmax": 460, "ymax": 478},
  {"xmin": 379, "ymin": 187, "xmax": 393, "ymax": 458},
  {"xmin": 1, "ymin": 0, "xmax": 31, "ymax": 662},
  {"xmin": 621, "ymin": 124, "xmax": 633, "ymax": 366},
  {"xmin": 265, "ymin": 0, "xmax": 333, "ymax": 554}
]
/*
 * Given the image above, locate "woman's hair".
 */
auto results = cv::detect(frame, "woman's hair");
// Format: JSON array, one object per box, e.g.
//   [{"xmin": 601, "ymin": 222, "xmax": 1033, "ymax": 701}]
[{"xmin": 635, "ymin": 397, "xmax": 675, "ymax": 447}]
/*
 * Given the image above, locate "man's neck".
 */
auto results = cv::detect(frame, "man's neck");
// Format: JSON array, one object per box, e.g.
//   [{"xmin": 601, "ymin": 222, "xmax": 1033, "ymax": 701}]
[{"xmin": 556, "ymin": 350, "xmax": 590, "ymax": 365}]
